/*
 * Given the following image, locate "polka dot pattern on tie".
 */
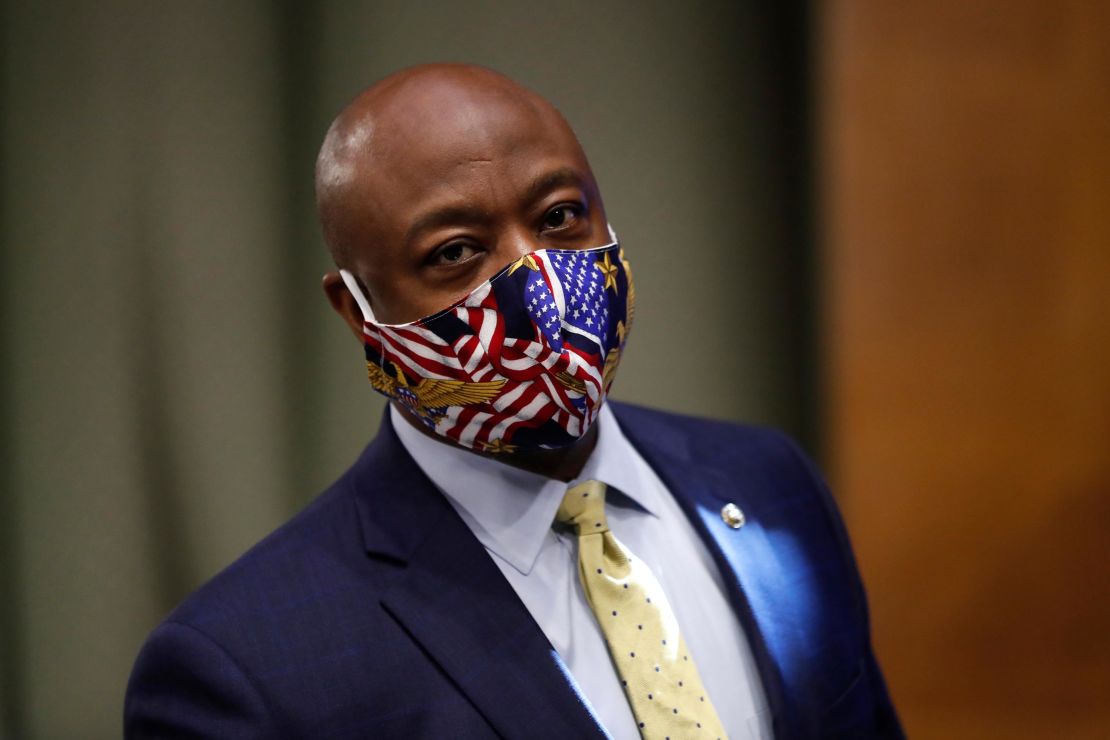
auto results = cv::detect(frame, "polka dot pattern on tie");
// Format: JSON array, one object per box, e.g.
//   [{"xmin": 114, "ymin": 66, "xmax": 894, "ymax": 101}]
[{"xmin": 557, "ymin": 480, "xmax": 728, "ymax": 739}]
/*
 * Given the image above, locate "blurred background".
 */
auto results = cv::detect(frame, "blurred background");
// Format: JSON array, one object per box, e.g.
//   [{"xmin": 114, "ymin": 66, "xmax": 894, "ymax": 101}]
[{"xmin": 0, "ymin": 1, "xmax": 1106, "ymax": 738}]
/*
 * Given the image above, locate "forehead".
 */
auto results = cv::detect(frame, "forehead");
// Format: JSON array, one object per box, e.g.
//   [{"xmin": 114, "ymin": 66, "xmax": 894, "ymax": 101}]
[{"xmin": 357, "ymin": 83, "xmax": 591, "ymax": 225}]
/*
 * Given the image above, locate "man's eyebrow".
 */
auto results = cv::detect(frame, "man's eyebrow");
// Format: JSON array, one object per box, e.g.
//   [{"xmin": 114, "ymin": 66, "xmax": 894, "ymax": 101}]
[
  {"xmin": 523, "ymin": 167, "xmax": 587, "ymax": 206},
  {"xmin": 404, "ymin": 205, "xmax": 491, "ymax": 246}
]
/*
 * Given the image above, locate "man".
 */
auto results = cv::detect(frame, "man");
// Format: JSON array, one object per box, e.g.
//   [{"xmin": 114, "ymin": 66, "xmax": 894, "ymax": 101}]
[{"xmin": 125, "ymin": 64, "xmax": 902, "ymax": 739}]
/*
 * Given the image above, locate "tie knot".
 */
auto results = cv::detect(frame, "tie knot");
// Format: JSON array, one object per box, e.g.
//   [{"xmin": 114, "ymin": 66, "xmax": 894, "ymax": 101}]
[{"xmin": 557, "ymin": 480, "xmax": 609, "ymax": 533}]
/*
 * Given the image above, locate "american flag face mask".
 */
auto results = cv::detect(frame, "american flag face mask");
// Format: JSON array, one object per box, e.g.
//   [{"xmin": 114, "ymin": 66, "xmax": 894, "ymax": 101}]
[{"xmin": 339, "ymin": 235, "xmax": 634, "ymax": 454}]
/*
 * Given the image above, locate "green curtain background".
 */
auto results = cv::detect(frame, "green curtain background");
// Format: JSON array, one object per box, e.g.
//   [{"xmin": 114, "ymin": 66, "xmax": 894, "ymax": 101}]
[{"xmin": 0, "ymin": 2, "xmax": 812, "ymax": 737}]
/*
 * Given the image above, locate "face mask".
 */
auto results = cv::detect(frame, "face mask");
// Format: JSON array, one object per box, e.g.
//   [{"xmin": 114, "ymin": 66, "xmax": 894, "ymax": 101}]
[{"xmin": 340, "ymin": 233, "xmax": 634, "ymax": 454}]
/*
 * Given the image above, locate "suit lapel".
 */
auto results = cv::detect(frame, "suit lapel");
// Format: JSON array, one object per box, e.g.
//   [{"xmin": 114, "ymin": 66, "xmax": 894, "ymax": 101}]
[
  {"xmin": 351, "ymin": 413, "xmax": 608, "ymax": 740},
  {"xmin": 613, "ymin": 404, "xmax": 802, "ymax": 739}
]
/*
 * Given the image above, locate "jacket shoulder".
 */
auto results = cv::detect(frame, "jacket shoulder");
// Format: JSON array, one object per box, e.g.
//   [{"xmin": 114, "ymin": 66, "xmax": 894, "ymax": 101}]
[
  {"xmin": 125, "ymin": 471, "xmax": 372, "ymax": 736},
  {"xmin": 125, "ymin": 450, "xmax": 424, "ymax": 737}
]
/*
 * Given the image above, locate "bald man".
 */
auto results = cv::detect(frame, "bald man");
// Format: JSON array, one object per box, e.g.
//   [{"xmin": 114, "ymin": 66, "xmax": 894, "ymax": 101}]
[{"xmin": 125, "ymin": 65, "xmax": 902, "ymax": 740}]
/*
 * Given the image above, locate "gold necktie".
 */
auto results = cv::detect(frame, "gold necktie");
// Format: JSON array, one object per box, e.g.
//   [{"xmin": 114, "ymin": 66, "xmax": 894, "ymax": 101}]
[{"xmin": 557, "ymin": 480, "xmax": 729, "ymax": 740}]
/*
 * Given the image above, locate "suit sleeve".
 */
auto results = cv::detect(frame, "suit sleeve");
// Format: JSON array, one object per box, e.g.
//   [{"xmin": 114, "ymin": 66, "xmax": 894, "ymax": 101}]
[
  {"xmin": 781, "ymin": 434, "xmax": 906, "ymax": 740},
  {"xmin": 124, "ymin": 620, "xmax": 277, "ymax": 739}
]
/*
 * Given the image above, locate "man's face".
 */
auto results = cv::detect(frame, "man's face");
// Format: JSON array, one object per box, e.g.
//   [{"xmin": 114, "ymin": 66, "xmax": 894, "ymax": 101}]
[{"xmin": 326, "ymin": 78, "xmax": 609, "ymax": 327}]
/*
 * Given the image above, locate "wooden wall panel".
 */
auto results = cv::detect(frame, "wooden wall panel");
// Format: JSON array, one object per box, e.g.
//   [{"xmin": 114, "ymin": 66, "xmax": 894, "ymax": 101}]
[{"xmin": 820, "ymin": 2, "xmax": 1110, "ymax": 737}]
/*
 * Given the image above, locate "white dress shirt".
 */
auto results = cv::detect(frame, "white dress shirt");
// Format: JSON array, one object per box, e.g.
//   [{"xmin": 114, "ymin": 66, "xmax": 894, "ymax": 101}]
[{"xmin": 391, "ymin": 404, "xmax": 772, "ymax": 739}]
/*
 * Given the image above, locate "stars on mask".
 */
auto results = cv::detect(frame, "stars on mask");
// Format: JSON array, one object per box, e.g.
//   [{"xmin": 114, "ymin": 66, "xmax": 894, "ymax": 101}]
[
  {"xmin": 595, "ymin": 251, "xmax": 619, "ymax": 293},
  {"xmin": 519, "ymin": 247, "xmax": 619, "ymax": 353},
  {"xmin": 524, "ymin": 269, "xmax": 563, "ymax": 345},
  {"xmin": 508, "ymin": 254, "xmax": 540, "ymax": 275}
]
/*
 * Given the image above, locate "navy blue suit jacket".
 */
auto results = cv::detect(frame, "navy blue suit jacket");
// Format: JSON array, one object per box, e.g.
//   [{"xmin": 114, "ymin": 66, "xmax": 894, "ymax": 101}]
[{"xmin": 125, "ymin": 403, "xmax": 903, "ymax": 739}]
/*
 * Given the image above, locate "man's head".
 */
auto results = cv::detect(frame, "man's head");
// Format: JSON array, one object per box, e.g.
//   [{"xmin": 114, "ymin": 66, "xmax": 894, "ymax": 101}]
[{"xmin": 318, "ymin": 63, "xmax": 609, "ymax": 329}]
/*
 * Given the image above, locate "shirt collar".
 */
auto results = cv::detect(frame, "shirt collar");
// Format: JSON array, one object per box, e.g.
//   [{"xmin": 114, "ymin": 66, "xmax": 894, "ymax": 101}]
[{"xmin": 390, "ymin": 403, "xmax": 661, "ymax": 577}]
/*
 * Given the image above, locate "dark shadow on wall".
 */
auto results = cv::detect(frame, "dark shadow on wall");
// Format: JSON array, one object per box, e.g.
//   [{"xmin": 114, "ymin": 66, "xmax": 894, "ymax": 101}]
[
  {"xmin": 0, "ymin": 1, "xmax": 23, "ymax": 734},
  {"xmin": 751, "ymin": 1, "xmax": 819, "ymax": 458},
  {"xmin": 707, "ymin": 1, "xmax": 818, "ymax": 456}
]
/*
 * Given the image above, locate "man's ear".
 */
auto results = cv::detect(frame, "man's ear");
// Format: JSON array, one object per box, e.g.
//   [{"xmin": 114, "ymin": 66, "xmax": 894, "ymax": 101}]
[{"xmin": 323, "ymin": 270, "xmax": 368, "ymax": 341}]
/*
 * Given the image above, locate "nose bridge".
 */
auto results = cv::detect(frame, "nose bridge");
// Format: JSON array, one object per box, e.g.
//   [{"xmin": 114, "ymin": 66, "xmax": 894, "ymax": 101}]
[{"xmin": 500, "ymin": 222, "xmax": 539, "ymax": 259}]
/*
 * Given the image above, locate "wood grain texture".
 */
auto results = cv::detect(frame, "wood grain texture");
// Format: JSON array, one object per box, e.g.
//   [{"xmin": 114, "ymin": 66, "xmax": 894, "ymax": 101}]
[{"xmin": 820, "ymin": 2, "xmax": 1110, "ymax": 737}]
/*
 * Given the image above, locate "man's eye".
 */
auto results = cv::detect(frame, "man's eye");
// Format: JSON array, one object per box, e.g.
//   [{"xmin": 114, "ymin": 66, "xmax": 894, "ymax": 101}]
[
  {"xmin": 541, "ymin": 204, "xmax": 582, "ymax": 231},
  {"xmin": 433, "ymin": 242, "xmax": 479, "ymax": 266}
]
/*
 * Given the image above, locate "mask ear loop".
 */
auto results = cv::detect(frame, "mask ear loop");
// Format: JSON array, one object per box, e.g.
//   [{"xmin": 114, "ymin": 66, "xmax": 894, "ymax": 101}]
[
  {"xmin": 606, "ymin": 222, "xmax": 618, "ymax": 243},
  {"xmin": 339, "ymin": 269, "xmax": 378, "ymax": 324}
]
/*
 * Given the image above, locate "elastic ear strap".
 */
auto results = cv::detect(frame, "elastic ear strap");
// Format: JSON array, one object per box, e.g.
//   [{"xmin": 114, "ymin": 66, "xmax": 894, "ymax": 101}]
[
  {"xmin": 339, "ymin": 269, "xmax": 377, "ymax": 323},
  {"xmin": 606, "ymin": 222, "xmax": 618, "ymax": 242}
]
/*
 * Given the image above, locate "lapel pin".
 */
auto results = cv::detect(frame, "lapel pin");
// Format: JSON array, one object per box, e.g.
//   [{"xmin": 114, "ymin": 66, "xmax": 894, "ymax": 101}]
[{"xmin": 720, "ymin": 503, "xmax": 745, "ymax": 529}]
